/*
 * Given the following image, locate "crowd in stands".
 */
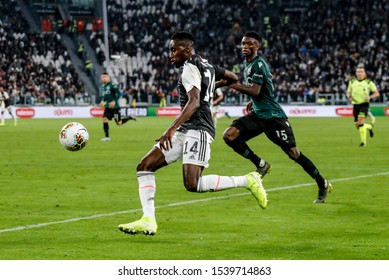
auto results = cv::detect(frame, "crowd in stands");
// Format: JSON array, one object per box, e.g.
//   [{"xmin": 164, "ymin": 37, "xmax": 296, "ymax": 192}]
[
  {"xmin": 0, "ymin": 0, "xmax": 89, "ymax": 106},
  {"xmin": 0, "ymin": 0, "xmax": 388, "ymax": 107},
  {"xmin": 102, "ymin": 0, "xmax": 388, "ymax": 105}
]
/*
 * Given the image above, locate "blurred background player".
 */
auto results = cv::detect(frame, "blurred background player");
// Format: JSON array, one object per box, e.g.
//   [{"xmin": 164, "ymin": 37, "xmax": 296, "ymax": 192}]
[
  {"xmin": 0, "ymin": 86, "xmax": 17, "ymax": 126},
  {"xmin": 346, "ymin": 63, "xmax": 380, "ymax": 147},
  {"xmin": 212, "ymin": 88, "xmax": 230, "ymax": 126},
  {"xmin": 212, "ymin": 88, "xmax": 224, "ymax": 126},
  {"xmin": 99, "ymin": 72, "xmax": 136, "ymax": 141}
]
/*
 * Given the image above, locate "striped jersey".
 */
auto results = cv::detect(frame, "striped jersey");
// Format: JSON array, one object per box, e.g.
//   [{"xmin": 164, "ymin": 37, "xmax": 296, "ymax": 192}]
[{"xmin": 177, "ymin": 54, "xmax": 226, "ymax": 138}]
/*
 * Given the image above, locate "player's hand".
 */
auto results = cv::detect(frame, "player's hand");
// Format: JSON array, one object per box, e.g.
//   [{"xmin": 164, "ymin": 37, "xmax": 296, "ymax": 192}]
[
  {"xmin": 156, "ymin": 127, "xmax": 175, "ymax": 151},
  {"xmin": 109, "ymin": 101, "xmax": 115, "ymax": 108},
  {"xmin": 246, "ymin": 100, "xmax": 253, "ymax": 112},
  {"xmin": 99, "ymin": 101, "xmax": 106, "ymax": 108}
]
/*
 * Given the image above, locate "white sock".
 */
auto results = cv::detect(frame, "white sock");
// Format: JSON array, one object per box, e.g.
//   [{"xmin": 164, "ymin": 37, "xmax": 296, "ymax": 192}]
[
  {"xmin": 197, "ymin": 175, "xmax": 248, "ymax": 192},
  {"xmin": 137, "ymin": 171, "xmax": 156, "ymax": 220}
]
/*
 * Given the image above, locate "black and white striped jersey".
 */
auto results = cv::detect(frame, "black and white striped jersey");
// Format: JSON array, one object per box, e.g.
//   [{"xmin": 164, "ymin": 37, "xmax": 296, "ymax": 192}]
[{"xmin": 177, "ymin": 54, "xmax": 226, "ymax": 138}]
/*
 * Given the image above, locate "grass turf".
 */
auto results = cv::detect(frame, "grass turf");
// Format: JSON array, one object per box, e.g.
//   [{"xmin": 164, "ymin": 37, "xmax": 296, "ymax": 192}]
[{"xmin": 0, "ymin": 116, "xmax": 388, "ymax": 260}]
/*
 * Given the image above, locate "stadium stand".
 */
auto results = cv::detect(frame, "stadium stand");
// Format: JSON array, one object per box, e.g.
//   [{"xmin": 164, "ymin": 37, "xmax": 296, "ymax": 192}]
[
  {"xmin": 101, "ymin": 0, "xmax": 388, "ymax": 106},
  {"xmin": 1, "ymin": 0, "xmax": 388, "ymax": 106},
  {"xmin": 0, "ymin": 0, "xmax": 90, "ymax": 105}
]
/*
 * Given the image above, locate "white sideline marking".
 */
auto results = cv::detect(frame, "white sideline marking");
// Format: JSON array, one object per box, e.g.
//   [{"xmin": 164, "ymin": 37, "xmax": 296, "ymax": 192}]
[{"xmin": 1, "ymin": 172, "xmax": 389, "ymax": 234}]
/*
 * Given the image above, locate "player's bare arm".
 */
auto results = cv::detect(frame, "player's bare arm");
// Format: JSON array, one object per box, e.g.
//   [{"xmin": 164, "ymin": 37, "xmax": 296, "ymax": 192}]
[
  {"xmin": 230, "ymin": 81, "xmax": 262, "ymax": 97},
  {"xmin": 156, "ymin": 86, "xmax": 200, "ymax": 151},
  {"xmin": 346, "ymin": 91, "xmax": 352, "ymax": 101},
  {"xmin": 215, "ymin": 69, "xmax": 239, "ymax": 88},
  {"xmin": 213, "ymin": 93, "xmax": 224, "ymax": 106},
  {"xmin": 369, "ymin": 89, "xmax": 380, "ymax": 100}
]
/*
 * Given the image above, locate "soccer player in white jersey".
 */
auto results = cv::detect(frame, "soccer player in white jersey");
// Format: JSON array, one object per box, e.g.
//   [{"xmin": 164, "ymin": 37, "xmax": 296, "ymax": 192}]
[
  {"xmin": 0, "ymin": 87, "xmax": 17, "ymax": 126},
  {"xmin": 118, "ymin": 31, "xmax": 268, "ymax": 236},
  {"xmin": 211, "ymin": 87, "xmax": 231, "ymax": 126}
]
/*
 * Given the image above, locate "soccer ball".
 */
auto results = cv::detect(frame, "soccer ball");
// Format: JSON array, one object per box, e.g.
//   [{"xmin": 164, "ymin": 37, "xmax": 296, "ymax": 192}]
[{"xmin": 59, "ymin": 122, "xmax": 89, "ymax": 151}]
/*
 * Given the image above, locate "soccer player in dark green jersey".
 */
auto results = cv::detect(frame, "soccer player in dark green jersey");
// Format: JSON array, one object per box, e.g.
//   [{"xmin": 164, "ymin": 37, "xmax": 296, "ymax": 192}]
[
  {"xmin": 346, "ymin": 64, "xmax": 380, "ymax": 147},
  {"xmin": 223, "ymin": 31, "xmax": 333, "ymax": 203},
  {"xmin": 99, "ymin": 72, "xmax": 135, "ymax": 141}
]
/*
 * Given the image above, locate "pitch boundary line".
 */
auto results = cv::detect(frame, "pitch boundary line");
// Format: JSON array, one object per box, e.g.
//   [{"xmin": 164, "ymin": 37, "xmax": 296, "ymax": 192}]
[{"xmin": 1, "ymin": 172, "xmax": 388, "ymax": 234}]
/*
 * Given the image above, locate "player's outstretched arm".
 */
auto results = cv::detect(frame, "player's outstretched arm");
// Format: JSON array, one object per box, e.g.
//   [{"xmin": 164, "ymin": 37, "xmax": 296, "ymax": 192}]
[{"xmin": 230, "ymin": 81, "xmax": 261, "ymax": 97}]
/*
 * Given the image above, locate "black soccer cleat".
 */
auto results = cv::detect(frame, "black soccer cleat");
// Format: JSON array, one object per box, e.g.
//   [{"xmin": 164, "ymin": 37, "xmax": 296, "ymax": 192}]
[
  {"xmin": 256, "ymin": 161, "xmax": 271, "ymax": 179},
  {"xmin": 313, "ymin": 180, "xmax": 333, "ymax": 203}
]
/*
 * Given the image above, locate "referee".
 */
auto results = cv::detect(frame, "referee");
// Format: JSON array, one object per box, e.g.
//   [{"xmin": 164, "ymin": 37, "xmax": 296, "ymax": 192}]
[{"xmin": 346, "ymin": 64, "xmax": 380, "ymax": 147}]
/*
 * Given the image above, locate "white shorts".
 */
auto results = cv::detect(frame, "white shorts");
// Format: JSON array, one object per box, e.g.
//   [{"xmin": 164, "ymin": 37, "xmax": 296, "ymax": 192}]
[
  {"xmin": 212, "ymin": 105, "xmax": 220, "ymax": 114},
  {"xmin": 154, "ymin": 129, "xmax": 214, "ymax": 168}
]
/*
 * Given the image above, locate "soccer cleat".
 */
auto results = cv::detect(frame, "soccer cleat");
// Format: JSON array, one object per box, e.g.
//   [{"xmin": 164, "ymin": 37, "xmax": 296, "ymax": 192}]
[
  {"xmin": 129, "ymin": 116, "xmax": 137, "ymax": 121},
  {"xmin": 359, "ymin": 143, "xmax": 366, "ymax": 147},
  {"xmin": 313, "ymin": 180, "xmax": 333, "ymax": 203},
  {"xmin": 100, "ymin": 137, "xmax": 110, "ymax": 141},
  {"xmin": 118, "ymin": 216, "xmax": 158, "ymax": 236},
  {"xmin": 246, "ymin": 172, "xmax": 268, "ymax": 209},
  {"xmin": 369, "ymin": 128, "xmax": 374, "ymax": 138},
  {"xmin": 256, "ymin": 161, "xmax": 271, "ymax": 178},
  {"xmin": 225, "ymin": 112, "xmax": 231, "ymax": 118}
]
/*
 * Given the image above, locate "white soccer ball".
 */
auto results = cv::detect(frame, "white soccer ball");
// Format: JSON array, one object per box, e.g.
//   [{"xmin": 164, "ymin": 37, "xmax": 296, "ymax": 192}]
[{"xmin": 59, "ymin": 122, "xmax": 89, "ymax": 151}]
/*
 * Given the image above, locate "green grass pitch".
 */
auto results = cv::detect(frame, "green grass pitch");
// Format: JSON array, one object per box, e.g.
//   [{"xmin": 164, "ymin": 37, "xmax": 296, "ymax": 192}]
[{"xmin": 0, "ymin": 116, "xmax": 388, "ymax": 260}]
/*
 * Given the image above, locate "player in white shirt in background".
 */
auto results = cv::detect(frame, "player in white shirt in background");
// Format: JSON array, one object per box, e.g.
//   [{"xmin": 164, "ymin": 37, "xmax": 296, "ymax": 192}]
[
  {"xmin": 212, "ymin": 88, "xmax": 224, "ymax": 126},
  {"xmin": 0, "ymin": 87, "xmax": 17, "ymax": 126},
  {"xmin": 212, "ymin": 88, "xmax": 230, "ymax": 126}
]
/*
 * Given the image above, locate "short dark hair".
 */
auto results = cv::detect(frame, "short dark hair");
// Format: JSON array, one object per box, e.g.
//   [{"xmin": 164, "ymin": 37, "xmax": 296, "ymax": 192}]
[
  {"xmin": 244, "ymin": 31, "xmax": 261, "ymax": 42},
  {"xmin": 171, "ymin": 31, "xmax": 195, "ymax": 46},
  {"xmin": 101, "ymin": 72, "xmax": 109, "ymax": 76}
]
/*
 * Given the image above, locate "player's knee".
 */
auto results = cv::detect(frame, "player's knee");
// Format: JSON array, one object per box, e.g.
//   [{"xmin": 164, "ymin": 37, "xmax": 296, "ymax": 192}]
[
  {"xmin": 137, "ymin": 160, "xmax": 152, "ymax": 172},
  {"xmin": 286, "ymin": 148, "xmax": 300, "ymax": 161},
  {"xmin": 222, "ymin": 128, "xmax": 235, "ymax": 143},
  {"xmin": 183, "ymin": 177, "xmax": 198, "ymax": 192}
]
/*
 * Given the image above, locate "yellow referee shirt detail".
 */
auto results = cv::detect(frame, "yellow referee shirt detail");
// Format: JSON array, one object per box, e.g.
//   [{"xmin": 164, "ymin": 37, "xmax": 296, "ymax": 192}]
[{"xmin": 347, "ymin": 78, "xmax": 377, "ymax": 104}]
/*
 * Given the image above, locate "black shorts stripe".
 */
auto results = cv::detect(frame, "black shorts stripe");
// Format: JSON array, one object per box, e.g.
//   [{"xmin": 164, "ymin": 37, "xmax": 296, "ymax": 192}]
[{"xmin": 198, "ymin": 130, "xmax": 207, "ymax": 162}]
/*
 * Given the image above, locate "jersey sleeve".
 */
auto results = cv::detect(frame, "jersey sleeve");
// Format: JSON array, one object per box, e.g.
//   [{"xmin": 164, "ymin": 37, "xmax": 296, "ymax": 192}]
[
  {"xmin": 214, "ymin": 65, "xmax": 226, "ymax": 81},
  {"xmin": 251, "ymin": 61, "xmax": 265, "ymax": 85},
  {"xmin": 347, "ymin": 80, "xmax": 352, "ymax": 93},
  {"xmin": 368, "ymin": 81, "xmax": 378, "ymax": 92},
  {"xmin": 182, "ymin": 62, "xmax": 202, "ymax": 93}
]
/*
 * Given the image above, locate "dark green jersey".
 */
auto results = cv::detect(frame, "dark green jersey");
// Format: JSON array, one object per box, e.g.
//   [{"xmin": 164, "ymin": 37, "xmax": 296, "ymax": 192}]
[
  {"xmin": 101, "ymin": 82, "xmax": 121, "ymax": 109},
  {"xmin": 243, "ymin": 56, "xmax": 287, "ymax": 119}
]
